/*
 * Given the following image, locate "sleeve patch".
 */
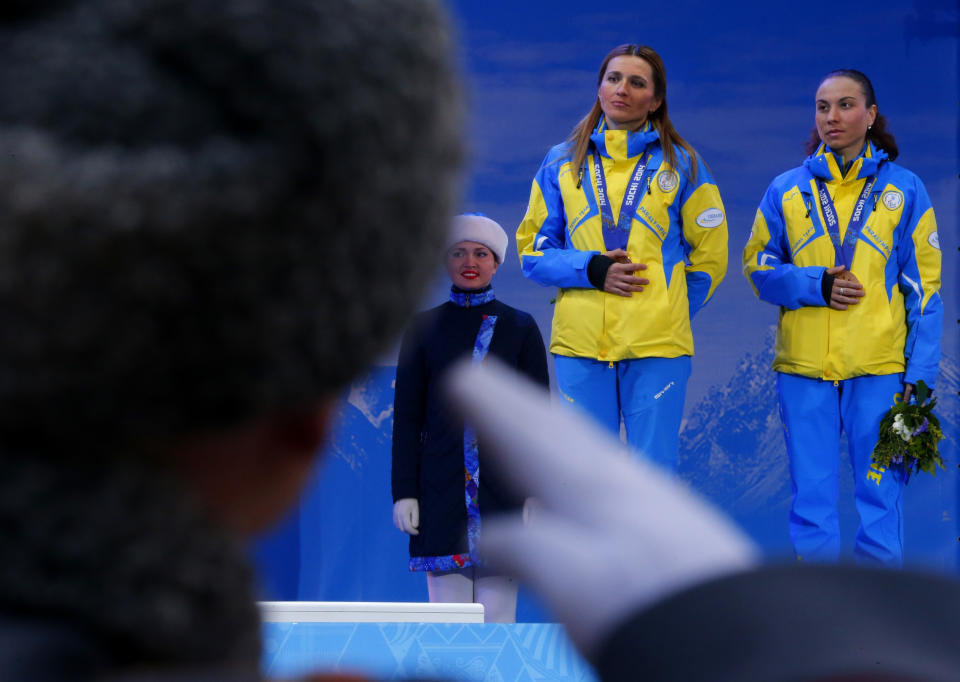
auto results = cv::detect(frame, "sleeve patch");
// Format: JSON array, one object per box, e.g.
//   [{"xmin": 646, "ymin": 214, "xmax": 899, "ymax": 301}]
[{"xmin": 695, "ymin": 208, "xmax": 725, "ymax": 228}]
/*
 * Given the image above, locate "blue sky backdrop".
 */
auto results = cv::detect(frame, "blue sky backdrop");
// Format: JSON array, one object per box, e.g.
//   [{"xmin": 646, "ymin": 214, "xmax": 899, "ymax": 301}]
[{"xmin": 253, "ymin": 0, "xmax": 959, "ymax": 608}]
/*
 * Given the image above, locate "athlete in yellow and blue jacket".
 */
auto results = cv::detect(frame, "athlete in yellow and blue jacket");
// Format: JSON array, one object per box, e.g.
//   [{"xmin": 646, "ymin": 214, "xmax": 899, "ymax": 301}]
[
  {"xmin": 517, "ymin": 115, "xmax": 727, "ymax": 469},
  {"xmin": 518, "ymin": 123, "xmax": 727, "ymax": 361},
  {"xmin": 743, "ymin": 143, "xmax": 941, "ymax": 389},
  {"xmin": 743, "ymin": 70, "xmax": 942, "ymax": 566}
]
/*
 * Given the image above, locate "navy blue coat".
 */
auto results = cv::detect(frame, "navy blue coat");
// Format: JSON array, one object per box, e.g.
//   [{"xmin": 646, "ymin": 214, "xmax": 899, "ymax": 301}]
[{"xmin": 391, "ymin": 289, "xmax": 548, "ymax": 563}]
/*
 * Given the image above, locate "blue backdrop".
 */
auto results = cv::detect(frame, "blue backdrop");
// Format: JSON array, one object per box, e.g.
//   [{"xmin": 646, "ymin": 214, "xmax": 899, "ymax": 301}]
[{"xmin": 252, "ymin": 0, "xmax": 959, "ymax": 621}]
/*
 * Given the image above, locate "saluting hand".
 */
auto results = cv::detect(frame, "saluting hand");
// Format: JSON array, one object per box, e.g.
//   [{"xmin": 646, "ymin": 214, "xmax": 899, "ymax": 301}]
[
  {"xmin": 602, "ymin": 249, "xmax": 649, "ymax": 297},
  {"xmin": 826, "ymin": 265, "xmax": 864, "ymax": 310}
]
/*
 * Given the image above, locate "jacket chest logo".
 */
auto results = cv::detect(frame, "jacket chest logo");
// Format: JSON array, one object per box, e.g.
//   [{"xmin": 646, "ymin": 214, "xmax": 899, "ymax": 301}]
[
  {"xmin": 881, "ymin": 190, "xmax": 903, "ymax": 211},
  {"xmin": 657, "ymin": 170, "xmax": 679, "ymax": 193}
]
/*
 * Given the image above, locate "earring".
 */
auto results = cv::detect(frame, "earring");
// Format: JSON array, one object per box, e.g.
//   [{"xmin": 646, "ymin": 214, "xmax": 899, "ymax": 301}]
[{"xmin": 868, "ymin": 125, "xmax": 873, "ymax": 131}]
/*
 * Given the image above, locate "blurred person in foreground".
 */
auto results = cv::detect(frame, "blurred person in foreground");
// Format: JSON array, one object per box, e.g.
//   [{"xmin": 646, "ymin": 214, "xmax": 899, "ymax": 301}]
[
  {"xmin": 0, "ymin": 0, "xmax": 461, "ymax": 678},
  {"xmin": 3, "ymin": 1, "xmax": 956, "ymax": 681}
]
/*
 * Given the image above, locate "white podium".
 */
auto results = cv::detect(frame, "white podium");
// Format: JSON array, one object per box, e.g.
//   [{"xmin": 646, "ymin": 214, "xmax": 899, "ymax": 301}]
[{"xmin": 258, "ymin": 601, "xmax": 484, "ymax": 623}]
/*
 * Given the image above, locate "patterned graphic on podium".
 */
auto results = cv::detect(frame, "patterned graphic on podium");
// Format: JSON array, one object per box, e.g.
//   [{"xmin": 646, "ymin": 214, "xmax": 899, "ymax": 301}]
[{"xmin": 263, "ymin": 623, "xmax": 597, "ymax": 681}]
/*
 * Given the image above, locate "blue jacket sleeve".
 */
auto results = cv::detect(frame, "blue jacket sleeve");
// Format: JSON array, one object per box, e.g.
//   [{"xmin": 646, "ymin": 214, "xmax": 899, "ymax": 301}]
[
  {"xmin": 896, "ymin": 177, "xmax": 942, "ymax": 389},
  {"xmin": 516, "ymin": 150, "xmax": 597, "ymax": 289},
  {"xmin": 678, "ymin": 154, "xmax": 728, "ymax": 318},
  {"xmin": 742, "ymin": 183, "xmax": 828, "ymax": 309}
]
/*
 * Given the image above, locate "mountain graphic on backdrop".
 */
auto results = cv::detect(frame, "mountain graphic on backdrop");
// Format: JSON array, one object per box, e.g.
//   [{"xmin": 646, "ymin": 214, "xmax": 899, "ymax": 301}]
[
  {"xmin": 679, "ymin": 339, "xmax": 959, "ymax": 501},
  {"xmin": 318, "ymin": 365, "xmax": 397, "ymax": 471},
  {"xmin": 679, "ymin": 330, "xmax": 791, "ymax": 516},
  {"xmin": 678, "ymin": 335, "xmax": 959, "ymax": 555}
]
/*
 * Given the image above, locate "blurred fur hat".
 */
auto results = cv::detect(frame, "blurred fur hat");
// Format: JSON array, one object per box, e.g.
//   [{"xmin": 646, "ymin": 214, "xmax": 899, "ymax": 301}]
[{"xmin": 0, "ymin": 0, "xmax": 463, "ymax": 454}]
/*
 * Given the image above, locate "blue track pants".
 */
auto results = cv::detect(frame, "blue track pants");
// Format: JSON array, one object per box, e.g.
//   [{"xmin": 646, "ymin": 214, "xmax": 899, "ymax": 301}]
[
  {"xmin": 777, "ymin": 372, "xmax": 904, "ymax": 566},
  {"xmin": 554, "ymin": 355, "xmax": 691, "ymax": 472}
]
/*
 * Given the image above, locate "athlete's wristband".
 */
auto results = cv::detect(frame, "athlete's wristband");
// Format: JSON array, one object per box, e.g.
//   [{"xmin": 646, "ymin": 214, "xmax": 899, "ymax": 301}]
[
  {"xmin": 587, "ymin": 254, "xmax": 616, "ymax": 290},
  {"xmin": 820, "ymin": 272, "xmax": 835, "ymax": 304}
]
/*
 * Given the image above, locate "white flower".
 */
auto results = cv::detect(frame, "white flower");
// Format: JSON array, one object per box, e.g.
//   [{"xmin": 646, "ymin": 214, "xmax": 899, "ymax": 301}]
[{"xmin": 892, "ymin": 413, "xmax": 911, "ymax": 442}]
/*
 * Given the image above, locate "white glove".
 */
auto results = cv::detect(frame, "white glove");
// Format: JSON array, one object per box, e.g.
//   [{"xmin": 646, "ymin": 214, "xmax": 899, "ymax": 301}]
[
  {"xmin": 444, "ymin": 359, "xmax": 759, "ymax": 658},
  {"xmin": 393, "ymin": 497, "xmax": 419, "ymax": 535}
]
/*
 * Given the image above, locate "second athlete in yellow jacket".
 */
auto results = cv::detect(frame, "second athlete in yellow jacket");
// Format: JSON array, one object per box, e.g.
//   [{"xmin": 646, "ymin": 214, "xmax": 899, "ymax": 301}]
[{"xmin": 742, "ymin": 69, "xmax": 942, "ymax": 565}]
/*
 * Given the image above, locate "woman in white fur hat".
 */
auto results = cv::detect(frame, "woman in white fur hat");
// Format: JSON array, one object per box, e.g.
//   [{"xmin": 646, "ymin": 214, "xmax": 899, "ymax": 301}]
[{"xmin": 391, "ymin": 213, "xmax": 549, "ymax": 622}]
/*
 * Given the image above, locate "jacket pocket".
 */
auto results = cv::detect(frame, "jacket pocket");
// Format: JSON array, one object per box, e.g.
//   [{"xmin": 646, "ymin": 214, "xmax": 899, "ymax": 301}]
[{"xmin": 552, "ymin": 288, "xmax": 603, "ymax": 357}]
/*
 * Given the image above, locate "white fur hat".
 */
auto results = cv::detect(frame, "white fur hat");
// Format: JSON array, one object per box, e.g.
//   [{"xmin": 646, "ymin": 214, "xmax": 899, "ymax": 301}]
[{"xmin": 447, "ymin": 213, "xmax": 508, "ymax": 264}]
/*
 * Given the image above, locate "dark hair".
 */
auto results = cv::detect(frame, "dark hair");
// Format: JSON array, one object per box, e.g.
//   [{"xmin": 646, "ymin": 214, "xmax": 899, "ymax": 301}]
[
  {"xmin": 0, "ymin": 0, "xmax": 463, "ymax": 456},
  {"xmin": 569, "ymin": 44, "xmax": 698, "ymax": 181},
  {"xmin": 805, "ymin": 69, "xmax": 899, "ymax": 160}
]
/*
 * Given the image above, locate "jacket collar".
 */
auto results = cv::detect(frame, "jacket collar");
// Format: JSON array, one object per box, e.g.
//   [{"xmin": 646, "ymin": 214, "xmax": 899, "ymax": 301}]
[
  {"xmin": 803, "ymin": 141, "xmax": 887, "ymax": 183},
  {"xmin": 590, "ymin": 117, "xmax": 660, "ymax": 161},
  {"xmin": 450, "ymin": 284, "xmax": 495, "ymax": 307}
]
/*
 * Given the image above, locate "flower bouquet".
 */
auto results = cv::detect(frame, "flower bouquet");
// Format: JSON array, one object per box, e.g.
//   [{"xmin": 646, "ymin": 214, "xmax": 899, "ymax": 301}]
[{"xmin": 871, "ymin": 380, "xmax": 944, "ymax": 483}]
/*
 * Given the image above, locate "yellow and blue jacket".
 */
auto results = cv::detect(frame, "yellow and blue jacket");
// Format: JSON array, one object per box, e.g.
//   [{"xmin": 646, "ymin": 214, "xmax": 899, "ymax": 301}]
[
  {"xmin": 516, "ymin": 123, "xmax": 728, "ymax": 361},
  {"xmin": 742, "ymin": 142, "xmax": 942, "ymax": 387}
]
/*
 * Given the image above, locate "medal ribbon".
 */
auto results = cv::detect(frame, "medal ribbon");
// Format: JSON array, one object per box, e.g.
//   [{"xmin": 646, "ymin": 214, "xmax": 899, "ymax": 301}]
[
  {"xmin": 814, "ymin": 175, "xmax": 876, "ymax": 269},
  {"xmin": 592, "ymin": 146, "xmax": 653, "ymax": 252}
]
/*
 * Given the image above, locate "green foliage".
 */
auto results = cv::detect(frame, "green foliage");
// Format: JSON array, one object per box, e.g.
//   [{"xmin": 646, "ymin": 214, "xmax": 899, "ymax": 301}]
[{"xmin": 871, "ymin": 380, "xmax": 944, "ymax": 483}]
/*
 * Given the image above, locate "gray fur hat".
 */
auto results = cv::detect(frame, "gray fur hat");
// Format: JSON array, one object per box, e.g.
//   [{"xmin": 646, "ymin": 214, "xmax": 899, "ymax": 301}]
[{"xmin": 0, "ymin": 0, "xmax": 463, "ymax": 455}]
